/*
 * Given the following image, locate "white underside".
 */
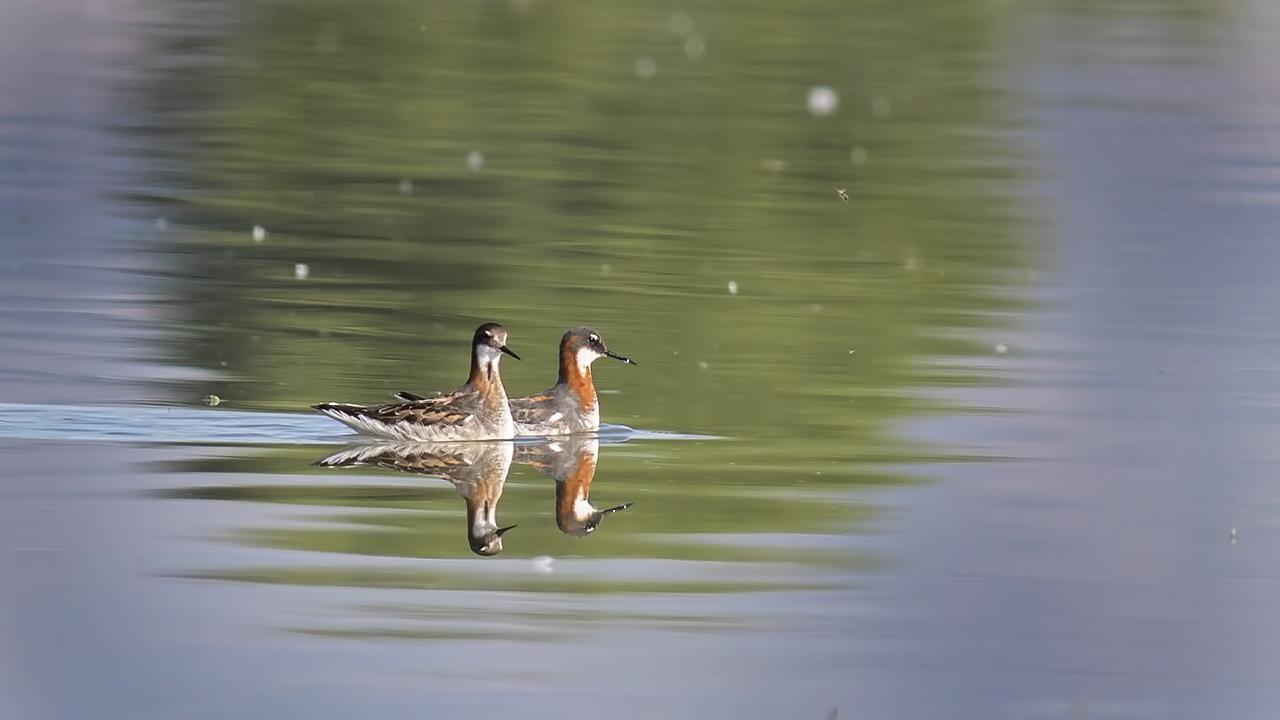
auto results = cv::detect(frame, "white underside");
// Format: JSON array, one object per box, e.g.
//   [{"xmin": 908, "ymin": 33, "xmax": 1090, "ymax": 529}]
[
  {"xmin": 320, "ymin": 407, "xmax": 514, "ymax": 441},
  {"xmin": 513, "ymin": 404, "xmax": 598, "ymax": 437}
]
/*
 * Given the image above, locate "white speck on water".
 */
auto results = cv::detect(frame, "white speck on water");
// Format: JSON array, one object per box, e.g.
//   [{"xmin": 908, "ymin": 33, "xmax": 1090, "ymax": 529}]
[
  {"xmin": 252, "ymin": 225, "xmax": 266, "ymax": 242},
  {"xmin": 668, "ymin": 12, "xmax": 692, "ymax": 36},
  {"xmin": 872, "ymin": 95, "xmax": 891, "ymax": 119},
  {"xmin": 760, "ymin": 159, "xmax": 786, "ymax": 172},
  {"xmin": 532, "ymin": 555, "xmax": 555, "ymax": 573},
  {"xmin": 1230, "ymin": 528, "xmax": 1238, "ymax": 544},
  {"xmin": 698, "ymin": 361, "xmax": 709, "ymax": 370},
  {"xmin": 155, "ymin": 217, "xmax": 168, "ymax": 231},
  {"xmin": 811, "ymin": 303, "xmax": 824, "ymax": 313},
  {"xmin": 727, "ymin": 280, "xmax": 738, "ymax": 295},
  {"xmin": 635, "ymin": 56, "xmax": 656, "ymax": 80},
  {"xmin": 466, "ymin": 150, "xmax": 484, "ymax": 170},
  {"xmin": 399, "ymin": 178, "xmax": 413, "ymax": 194},
  {"xmin": 807, "ymin": 86, "xmax": 839, "ymax": 117},
  {"xmin": 601, "ymin": 263, "xmax": 611, "ymax": 275},
  {"xmin": 851, "ymin": 146, "xmax": 867, "ymax": 165},
  {"xmin": 995, "ymin": 343, "xmax": 1009, "ymax": 354},
  {"xmin": 294, "ymin": 263, "xmax": 310, "ymax": 280},
  {"xmin": 684, "ymin": 34, "xmax": 705, "ymax": 60}
]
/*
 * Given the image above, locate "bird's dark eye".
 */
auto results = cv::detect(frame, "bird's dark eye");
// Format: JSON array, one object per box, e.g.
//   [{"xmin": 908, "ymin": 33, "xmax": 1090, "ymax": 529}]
[{"xmin": 589, "ymin": 334, "xmax": 600, "ymax": 344}]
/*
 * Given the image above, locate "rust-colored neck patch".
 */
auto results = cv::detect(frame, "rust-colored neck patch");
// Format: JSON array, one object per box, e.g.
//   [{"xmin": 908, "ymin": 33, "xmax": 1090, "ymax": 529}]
[{"xmin": 559, "ymin": 343, "xmax": 598, "ymax": 413}]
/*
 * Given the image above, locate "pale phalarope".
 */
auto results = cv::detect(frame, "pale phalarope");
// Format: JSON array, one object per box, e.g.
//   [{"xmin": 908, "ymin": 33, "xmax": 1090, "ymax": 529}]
[{"xmin": 313, "ymin": 322, "xmax": 520, "ymax": 441}]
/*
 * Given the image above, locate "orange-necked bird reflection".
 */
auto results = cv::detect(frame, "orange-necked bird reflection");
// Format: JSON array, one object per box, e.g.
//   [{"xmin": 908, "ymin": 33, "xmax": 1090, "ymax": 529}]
[
  {"xmin": 316, "ymin": 440, "xmax": 515, "ymax": 556},
  {"xmin": 515, "ymin": 436, "xmax": 631, "ymax": 537}
]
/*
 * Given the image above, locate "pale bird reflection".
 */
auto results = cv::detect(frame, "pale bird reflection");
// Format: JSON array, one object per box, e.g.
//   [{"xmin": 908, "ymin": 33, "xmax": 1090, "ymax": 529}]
[{"xmin": 316, "ymin": 440, "xmax": 516, "ymax": 556}]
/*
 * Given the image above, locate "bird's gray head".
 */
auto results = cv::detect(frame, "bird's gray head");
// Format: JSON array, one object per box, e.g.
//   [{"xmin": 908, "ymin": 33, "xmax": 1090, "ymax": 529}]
[
  {"xmin": 474, "ymin": 322, "xmax": 521, "ymax": 362},
  {"xmin": 563, "ymin": 327, "xmax": 634, "ymax": 368}
]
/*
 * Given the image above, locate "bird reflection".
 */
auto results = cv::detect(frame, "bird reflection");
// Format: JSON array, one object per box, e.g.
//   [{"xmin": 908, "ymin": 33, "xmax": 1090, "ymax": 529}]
[
  {"xmin": 515, "ymin": 436, "xmax": 631, "ymax": 537},
  {"xmin": 315, "ymin": 440, "xmax": 515, "ymax": 556}
]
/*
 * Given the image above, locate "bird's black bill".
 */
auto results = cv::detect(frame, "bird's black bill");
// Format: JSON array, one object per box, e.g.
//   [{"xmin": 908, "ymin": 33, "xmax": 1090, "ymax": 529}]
[
  {"xmin": 604, "ymin": 349, "xmax": 635, "ymax": 365},
  {"xmin": 601, "ymin": 502, "xmax": 632, "ymax": 515},
  {"xmin": 500, "ymin": 346, "xmax": 521, "ymax": 361},
  {"xmin": 496, "ymin": 524, "xmax": 518, "ymax": 536}
]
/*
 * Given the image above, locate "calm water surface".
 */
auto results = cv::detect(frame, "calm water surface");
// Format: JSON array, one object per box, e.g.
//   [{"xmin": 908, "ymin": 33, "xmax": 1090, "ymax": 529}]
[{"xmin": 4, "ymin": 0, "xmax": 1280, "ymax": 718}]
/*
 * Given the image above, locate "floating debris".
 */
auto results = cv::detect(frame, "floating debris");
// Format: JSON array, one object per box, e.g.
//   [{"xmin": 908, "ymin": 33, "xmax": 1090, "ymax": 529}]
[
  {"xmin": 294, "ymin": 263, "xmax": 310, "ymax": 280},
  {"xmin": 532, "ymin": 555, "xmax": 555, "ymax": 574},
  {"xmin": 836, "ymin": 188, "xmax": 849, "ymax": 201},
  {"xmin": 995, "ymin": 343, "xmax": 1009, "ymax": 354},
  {"xmin": 727, "ymin": 280, "xmax": 738, "ymax": 295},
  {"xmin": 635, "ymin": 56, "xmax": 657, "ymax": 80},
  {"xmin": 807, "ymin": 86, "xmax": 839, "ymax": 117},
  {"xmin": 685, "ymin": 34, "xmax": 705, "ymax": 60},
  {"xmin": 252, "ymin": 225, "xmax": 266, "ymax": 242},
  {"xmin": 202, "ymin": 395, "xmax": 222, "ymax": 406}
]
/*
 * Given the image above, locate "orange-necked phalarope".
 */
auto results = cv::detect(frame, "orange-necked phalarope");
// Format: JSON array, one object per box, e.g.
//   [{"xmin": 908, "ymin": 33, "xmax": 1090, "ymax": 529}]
[
  {"xmin": 516, "ymin": 436, "xmax": 630, "ymax": 536},
  {"xmin": 509, "ymin": 327, "xmax": 634, "ymax": 436},
  {"xmin": 313, "ymin": 322, "xmax": 521, "ymax": 441}
]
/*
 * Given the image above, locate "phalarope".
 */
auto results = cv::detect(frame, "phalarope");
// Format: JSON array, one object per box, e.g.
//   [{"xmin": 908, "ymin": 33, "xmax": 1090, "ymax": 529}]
[
  {"xmin": 509, "ymin": 327, "xmax": 634, "ymax": 436},
  {"xmin": 516, "ymin": 436, "xmax": 630, "ymax": 536},
  {"xmin": 313, "ymin": 322, "xmax": 520, "ymax": 441},
  {"xmin": 316, "ymin": 440, "xmax": 516, "ymax": 556}
]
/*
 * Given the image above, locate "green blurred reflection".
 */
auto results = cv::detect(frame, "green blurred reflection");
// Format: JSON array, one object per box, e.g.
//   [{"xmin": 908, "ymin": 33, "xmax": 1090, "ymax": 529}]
[{"xmin": 131, "ymin": 0, "xmax": 1032, "ymax": 632}]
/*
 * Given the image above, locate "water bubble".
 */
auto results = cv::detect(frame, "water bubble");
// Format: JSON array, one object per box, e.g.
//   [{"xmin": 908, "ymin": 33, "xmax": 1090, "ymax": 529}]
[
  {"xmin": 294, "ymin": 263, "xmax": 310, "ymax": 280},
  {"xmin": 635, "ymin": 56, "xmax": 657, "ymax": 80},
  {"xmin": 684, "ymin": 34, "xmax": 705, "ymax": 60},
  {"xmin": 698, "ymin": 361, "xmax": 709, "ymax": 370},
  {"xmin": 807, "ymin": 86, "xmax": 839, "ymax": 117},
  {"xmin": 727, "ymin": 280, "xmax": 738, "ymax": 295},
  {"xmin": 399, "ymin": 178, "xmax": 413, "ymax": 194},
  {"xmin": 467, "ymin": 150, "xmax": 484, "ymax": 170},
  {"xmin": 668, "ymin": 12, "xmax": 692, "ymax": 36},
  {"xmin": 252, "ymin": 225, "xmax": 266, "ymax": 242}
]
